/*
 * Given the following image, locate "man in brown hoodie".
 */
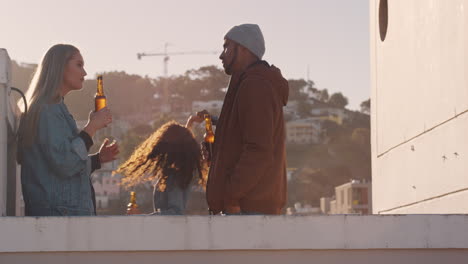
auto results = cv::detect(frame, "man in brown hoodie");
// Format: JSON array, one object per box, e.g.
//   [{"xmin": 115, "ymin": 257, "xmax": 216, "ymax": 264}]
[{"xmin": 202, "ymin": 24, "xmax": 289, "ymax": 215}]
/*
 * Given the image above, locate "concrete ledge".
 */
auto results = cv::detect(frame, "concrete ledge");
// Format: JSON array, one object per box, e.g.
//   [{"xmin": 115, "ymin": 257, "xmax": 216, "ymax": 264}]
[{"xmin": 0, "ymin": 215, "xmax": 467, "ymax": 252}]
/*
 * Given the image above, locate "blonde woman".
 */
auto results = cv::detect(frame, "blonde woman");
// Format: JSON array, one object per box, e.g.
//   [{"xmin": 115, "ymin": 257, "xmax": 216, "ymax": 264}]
[{"xmin": 17, "ymin": 44, "xmax": 119, "ymax": 216}]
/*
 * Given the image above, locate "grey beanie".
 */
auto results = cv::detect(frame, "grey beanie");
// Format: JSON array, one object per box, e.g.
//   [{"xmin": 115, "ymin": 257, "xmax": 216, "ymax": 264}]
[{"xmin": 224, "ymin": 24, "xmax": 265, "ymax": 59}]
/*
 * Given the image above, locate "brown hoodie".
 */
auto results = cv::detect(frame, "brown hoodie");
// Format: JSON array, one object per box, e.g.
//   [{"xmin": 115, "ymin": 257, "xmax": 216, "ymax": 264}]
[{"xmin": 206, "ymin": 61, "xmax": 289, "ymax": 214}]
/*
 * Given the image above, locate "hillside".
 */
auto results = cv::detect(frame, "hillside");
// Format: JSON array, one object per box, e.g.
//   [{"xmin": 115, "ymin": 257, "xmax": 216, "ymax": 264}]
[
  {"xmin": 287, "ymin": 127, "xmax": 371, "ymax": 208},
  {"xmin": 10, "ymin": 60, "xmax": 370, "ymax": 214}
]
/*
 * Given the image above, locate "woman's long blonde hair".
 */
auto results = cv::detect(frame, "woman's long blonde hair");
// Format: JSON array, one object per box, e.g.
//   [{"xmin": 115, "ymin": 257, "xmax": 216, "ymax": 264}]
[
  {"xmin": 117, "ymin": 121, "xmax": 206, "ymax": 191},
  {"xmin": 17, "ymin": 44, "xmax": 79, "ymax": 159}
]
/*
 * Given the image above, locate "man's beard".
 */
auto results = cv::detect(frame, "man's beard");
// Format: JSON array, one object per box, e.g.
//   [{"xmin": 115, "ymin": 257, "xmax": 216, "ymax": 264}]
[
  {"xmin": 222, "ymin": 45, "xmax": 237, "ymax": 75},
  {"xmin": 223, "ymin": 63, "xmax": 233, "ymax": 75}
]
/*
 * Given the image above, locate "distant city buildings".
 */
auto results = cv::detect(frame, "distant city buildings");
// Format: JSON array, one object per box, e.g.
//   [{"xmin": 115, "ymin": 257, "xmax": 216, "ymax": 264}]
[
  {"xmin": 287, "ymin": 202, "xmax": 321, "ymax": 216},
  {"xmin": 192, "ymin": 100, "xmax": 223, "ymax": 116},
  {"xmin": 285, "ymin": 117, "xmax": 323, "ymax": 144},
  {"xmin": 92, "ymin": 161, "xmax": 122, "ymax": 209},
  {"xmin": 320, "ymin": 179, "xmax": 372, "ymax": 215},
  {"xmin": 284, "ymin": 99, "xmax": 359, "ymax": 144}
]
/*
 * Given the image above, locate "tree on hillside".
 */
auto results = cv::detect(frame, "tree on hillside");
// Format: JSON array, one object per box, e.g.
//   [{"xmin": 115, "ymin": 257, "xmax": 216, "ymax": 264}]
[
  {"xmin": 351, "ymin": 128, "xmax": 370, "ymax": 154},
  {"xmin": 168, "ymin": 76, "xmax": 196, "ymax": 101},
  {"xmin": 104, "ymin": 71, "xmax": 155, "ymax": 115},
  {"xmin": 288, "ymin": 79, "xmax": 309, "ymax": 101},
  {"xmin": 288, "ymin": 79, "xmax": 316, "ymax": 118},
  {"xmin": 319, "ymin": 89, "xmax": 329, "ymax": 102},
  {"xmin": 321, "ymin": 119, "xmax": 343, "ymax": 143},
  {"xmin": 306, "ymin": 80, "xmax": 320, "ymax": 98},
  {"xmin": 297, "ymin": 100, "xmax": 313, "ymax": 118},
  {"xmin": 119, "ymin": 122, "xmax": 153, "ymax": 163},
  {"xmin": 287, "ymin": 166, "xmax": 353, "ymax": 207},
  {"xmin": 360, "ymin": 99, "xmax": 370, "ymax": 114},
  {"xmin": 344, "ymin": 111, "xmax": 370, "ymax": 129},
  {"xmin": 183, "ymin": 65, "xmax": 229, "ymax": 101},
  {"xmin": 66, "ymin": 71, "xmax": 157, "ymax": 121},
  {"xmin": 119, "ymin": 113, "xmax": 174, "ymax": 162},
  {"xmin": 328, "ymin": 92, "xmax": 348, "ymax": 108}
]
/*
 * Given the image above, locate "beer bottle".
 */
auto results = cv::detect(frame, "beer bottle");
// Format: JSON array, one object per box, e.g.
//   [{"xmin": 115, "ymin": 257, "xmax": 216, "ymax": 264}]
[
  {"xmin": 126, "ymin": 191, "xmax": 141, "ymax": 215},
  {"xmin": 203, "ymin": 114, "xmax": 215, "ymax": 166},
  {"xmin": 95, "ymin": 75, "xmax": 107, "ymax": 111}
]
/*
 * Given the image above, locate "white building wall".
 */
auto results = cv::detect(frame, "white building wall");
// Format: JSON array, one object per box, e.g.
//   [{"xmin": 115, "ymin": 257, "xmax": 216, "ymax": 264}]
[
  {"xmin": 93, "ymin": 171, "xmax": 121, "ymax": 197},
  {"xmin": 371, "ymin": 0, "xmax": 468, "ymax": 213}
]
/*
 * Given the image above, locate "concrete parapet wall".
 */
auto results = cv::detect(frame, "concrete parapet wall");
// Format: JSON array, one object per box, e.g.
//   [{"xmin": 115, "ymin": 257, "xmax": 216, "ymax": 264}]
[{"xmin": 0, "ymin": 215, "xmax": 467, "ymax": 263}]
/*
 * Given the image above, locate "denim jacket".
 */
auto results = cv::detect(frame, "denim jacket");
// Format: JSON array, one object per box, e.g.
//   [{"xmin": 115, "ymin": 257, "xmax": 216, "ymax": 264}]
[
  {"xmin": 153, "ymin": 171, "xmax": 193, "ymax": 215},
  {"xmin": 20, "ymin": 101, "xmax": 94, "ymax": 216}
]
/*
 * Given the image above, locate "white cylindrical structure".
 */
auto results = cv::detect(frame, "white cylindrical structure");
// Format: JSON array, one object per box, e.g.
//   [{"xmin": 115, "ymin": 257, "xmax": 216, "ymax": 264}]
[
  {"xmin": 0, "ymin": 49, "xmax": 11, "ymax": 216},
  {"xmin": 371, "ymin": 0, "xmax": 468, "ymax": 213}
]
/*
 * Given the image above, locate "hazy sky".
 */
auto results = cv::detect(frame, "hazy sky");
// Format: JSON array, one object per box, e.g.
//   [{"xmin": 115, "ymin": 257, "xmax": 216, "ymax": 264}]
[{"xmin": 1, "ymin": 0, "xmax": 369, "ymax": 110}]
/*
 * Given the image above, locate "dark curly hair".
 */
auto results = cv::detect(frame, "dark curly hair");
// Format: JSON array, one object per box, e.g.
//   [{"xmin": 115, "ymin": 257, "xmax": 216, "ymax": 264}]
[{"xmin": 116, "ymin": 121, "xmax": 205, "ymax": 191}]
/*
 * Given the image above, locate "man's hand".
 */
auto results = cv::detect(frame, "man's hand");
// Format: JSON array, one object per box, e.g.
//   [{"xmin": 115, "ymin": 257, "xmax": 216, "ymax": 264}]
[
  {"xmin": 196, "ymin": 109, "xmax": 210, "ymax": 119},
  {"xmin": 98, "ymin": 138, "xmax": 119, "ymax": 164}
]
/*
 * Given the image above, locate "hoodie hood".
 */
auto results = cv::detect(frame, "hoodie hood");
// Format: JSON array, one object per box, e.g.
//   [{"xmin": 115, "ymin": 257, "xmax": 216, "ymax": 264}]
[{"xmin": 241, "ymin": 61, "xmax": 289, "ymax": 106}]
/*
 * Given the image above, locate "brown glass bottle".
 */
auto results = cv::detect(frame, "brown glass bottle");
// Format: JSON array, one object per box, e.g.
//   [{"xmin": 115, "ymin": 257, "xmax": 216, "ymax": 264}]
[
  {"xmin": 203, "ymin": 114, "xmax": 215, "ymax": 165},
  {"xmin": 95, "ymin": 75, "xmax": 107, "ymax": 111},
  {"xmin": 126, "ymin": 191, "xmax": 141, "ymax": 215}
]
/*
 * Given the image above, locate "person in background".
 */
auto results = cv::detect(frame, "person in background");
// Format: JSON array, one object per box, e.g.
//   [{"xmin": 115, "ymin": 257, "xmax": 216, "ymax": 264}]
[
  {"xmin": 17, "ymin": 44, "xmax": 119, "ymax": 216},
  {"xmin": 116, "ymin": 120, "xmax": 206, "ymax": 215},
  {"xmin": 195, "ymin": 23, "xmax": 289, "ymax": 215}
]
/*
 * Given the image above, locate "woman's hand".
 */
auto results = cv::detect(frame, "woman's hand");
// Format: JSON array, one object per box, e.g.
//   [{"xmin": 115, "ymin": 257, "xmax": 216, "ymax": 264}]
[
  {"xmin": 98, "ymin": 138, "xmax": 119, "ymax": 164},
  {"xmin": 185, "ymin": 110, "xmax": 209, "ymax": 130},
  {"xmin": 83, "ymin": 107, "xmax": 112, "ymax": 137}
]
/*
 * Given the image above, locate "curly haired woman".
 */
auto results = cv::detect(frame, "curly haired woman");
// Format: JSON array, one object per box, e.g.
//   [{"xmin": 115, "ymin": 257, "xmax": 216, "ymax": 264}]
[{"xmin": 116, "ymin": 119, "xmax": 206, "ymax": 215}]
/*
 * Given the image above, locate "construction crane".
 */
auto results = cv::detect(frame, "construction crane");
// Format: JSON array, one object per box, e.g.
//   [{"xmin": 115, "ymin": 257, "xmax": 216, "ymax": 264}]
[{"xmin": 137, "ymin": 43, "xmax": 218, "ymax": 112}]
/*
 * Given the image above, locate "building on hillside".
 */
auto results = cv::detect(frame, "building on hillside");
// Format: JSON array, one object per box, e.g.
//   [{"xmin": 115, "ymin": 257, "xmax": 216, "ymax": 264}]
[
  {"xmin": 283, "ymin": 101, "xmax": 299, "ymax": 119},
  {"xmin": 320, "ymin": 179, "xmax": 372, "ymax": 215},
  {"xmin": 308, "ymin": 98, "xmax": 350, "ymax": 125},
  {"xmin": 285, "ymin": 117, "xmax": 323, "ymax": 144},
  {"xmin": 290, "ymin": 202, "xmax": 321, "ymax": 216},
  {"xmin": 92, "ymin": 161, "xmax": 122, "ymax": 210},
  {"xmin": 286, "ymin": 98, "xmax": 356, "ymax": 125},
  {"xmin": 329, "ymin": 199, "xmax": 337, "ymax": 214},
  {"xmin": 320, "ymin": 197, "xmax": 332, "ymax": 214},
  {"xmin": 76, "ymin": 119, "xmax": 127, "ymax": 209}
]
